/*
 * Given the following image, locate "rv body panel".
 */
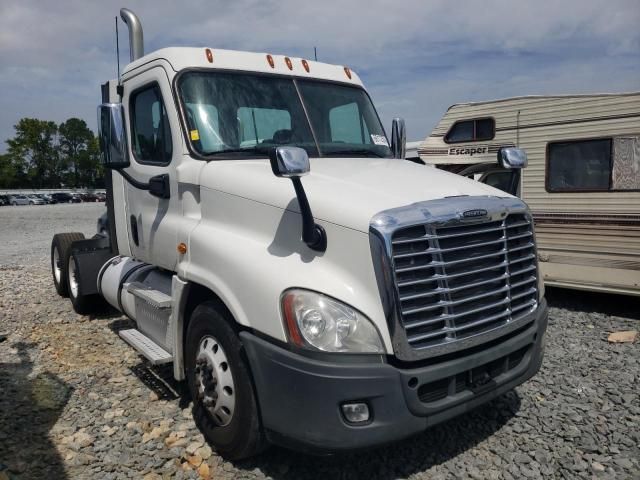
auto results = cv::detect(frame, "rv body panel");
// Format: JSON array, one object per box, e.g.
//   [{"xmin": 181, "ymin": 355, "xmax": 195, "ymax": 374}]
[{"xmin": 420, "ymin": 93, "xmax": 640, "ymax": 295}]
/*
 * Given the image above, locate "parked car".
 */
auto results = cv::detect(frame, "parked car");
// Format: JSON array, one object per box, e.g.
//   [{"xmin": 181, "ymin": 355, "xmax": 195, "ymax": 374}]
[
  {"xmin": 80, "ymin": 192, "xmax": 100, "ymax": 202},
  {"xmin": 26, "ymin": 194, "xmax": 46, "ymax": 205},
  {"xmin": 8, "ymin": 194, "xmax": 30, "ymax": 206},
  {"xmin": 0, "ymin": 195, "xmax": 9, "ymax": 206},
  {"xmin": 50, "ymin": 192, "xmax": 75, "ymax": 204},
  {"xmin": 71, "ymin": 193, "xmax": 83, "ymax": 203},
  {"xmin": 38, "ymin": 194, "xmax": 53, "ymax": 204},
  {"xmin": 95, "ymin": 192, "xmax": 107, "ymax": 202}
]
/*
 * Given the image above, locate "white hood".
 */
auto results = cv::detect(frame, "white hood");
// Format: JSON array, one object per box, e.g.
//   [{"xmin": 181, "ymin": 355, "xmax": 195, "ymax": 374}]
[{"xmin": 201, "ymin": 157, "xmax": 510, "ymax": 232}]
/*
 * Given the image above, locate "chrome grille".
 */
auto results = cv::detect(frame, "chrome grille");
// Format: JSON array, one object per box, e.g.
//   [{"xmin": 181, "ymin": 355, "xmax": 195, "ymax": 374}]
[{"xmin": 391, "ymin": 213, "xmax": 538, "ymax": 350}]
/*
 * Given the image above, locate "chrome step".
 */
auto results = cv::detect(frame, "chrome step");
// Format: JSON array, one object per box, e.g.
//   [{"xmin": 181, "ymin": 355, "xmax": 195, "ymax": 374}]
[
  {"xmin": 119, "ymin": 328, "xmax": 173, "ymax": 365},
  {"xmin": 125, "ymin": 282, "xmax": 172, "ymax": 309}
]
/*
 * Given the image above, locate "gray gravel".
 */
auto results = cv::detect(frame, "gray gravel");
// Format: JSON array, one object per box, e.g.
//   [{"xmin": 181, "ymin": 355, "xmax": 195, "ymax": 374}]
[{"xmin": 0, "ymin": 203, "xmax": 638, "ymax": 479}]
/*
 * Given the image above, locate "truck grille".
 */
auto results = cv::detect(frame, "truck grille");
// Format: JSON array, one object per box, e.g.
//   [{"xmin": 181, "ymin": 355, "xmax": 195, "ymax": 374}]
[{"xmin": 391, "ymin": 213, "xmax": 537, "ymax": 351}]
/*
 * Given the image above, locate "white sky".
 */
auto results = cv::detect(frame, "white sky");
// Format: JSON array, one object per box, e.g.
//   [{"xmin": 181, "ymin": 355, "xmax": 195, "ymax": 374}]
[{"xmin": 0, "ymin": 0, "xmax": 638, "ymax": 152}]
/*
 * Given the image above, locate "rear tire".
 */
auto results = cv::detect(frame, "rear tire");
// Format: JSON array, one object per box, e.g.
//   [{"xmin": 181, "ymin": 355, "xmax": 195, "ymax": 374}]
[
  {"xmin": 185, "ymin": 302, "xmax": 265, "ymax": 460},
  {"xmin": 51, "ymin": 232, "xmax": 85, "ymax": 297},
  {"xmin": 67, "ymin": 253, "xmax": 104, "ymax": 315}
]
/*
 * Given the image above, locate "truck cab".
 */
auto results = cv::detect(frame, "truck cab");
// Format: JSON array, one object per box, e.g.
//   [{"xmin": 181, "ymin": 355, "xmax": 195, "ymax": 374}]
[{"xmin": 51, "ymin": 9, "xmax": 548, "ymax": 459}]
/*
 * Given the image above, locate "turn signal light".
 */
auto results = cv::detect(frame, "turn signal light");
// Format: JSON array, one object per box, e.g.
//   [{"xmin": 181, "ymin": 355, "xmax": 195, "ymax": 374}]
[
  {"xmin": 177, "ymin": 242, "xmax": 187, "ymax": 254},
  {"xmin": 266, "ymin": 54, "xmax": 275, "ymax": 68},
  {"xmin": 301, "ymin": 59, "xmax": 310, "ymax": 72},
  {"xmin": 344, "ymin": 66, "xmax": 352, "ymax": 79},
  {"xmin": 205, "ymin": 48, "xmax": 213, "ymax": 63}
]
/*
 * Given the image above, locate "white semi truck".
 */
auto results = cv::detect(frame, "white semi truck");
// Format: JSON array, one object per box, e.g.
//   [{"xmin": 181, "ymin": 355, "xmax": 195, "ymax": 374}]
[{"xmin": 51, "ymin": 8, "xmax": 548, "ymax": 459}]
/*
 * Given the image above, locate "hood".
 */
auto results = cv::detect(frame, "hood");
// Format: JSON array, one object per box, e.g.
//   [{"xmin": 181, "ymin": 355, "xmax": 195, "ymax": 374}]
[{"xmin": 200, "ymin": 157, "xmax": 511, "ymax": 232}]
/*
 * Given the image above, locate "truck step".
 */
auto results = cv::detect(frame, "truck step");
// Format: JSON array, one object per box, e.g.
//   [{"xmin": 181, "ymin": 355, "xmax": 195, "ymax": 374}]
[
  {"xmin": 125, "ymin": 282, "xmax": 172, "ymax": 309},
  {"xmin": 119, "ymin": 329, "xmax": 173, "ymax": 365}
]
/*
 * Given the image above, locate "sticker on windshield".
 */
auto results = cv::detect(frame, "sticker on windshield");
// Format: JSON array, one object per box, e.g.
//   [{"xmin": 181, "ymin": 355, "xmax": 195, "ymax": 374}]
[
  {"xmin": 371, "ymin": 134, "xmax": 389, "ymax": 146},
  {"xmin": 190, "ymin": 130, "xmax": 200, "ymax": 141}
]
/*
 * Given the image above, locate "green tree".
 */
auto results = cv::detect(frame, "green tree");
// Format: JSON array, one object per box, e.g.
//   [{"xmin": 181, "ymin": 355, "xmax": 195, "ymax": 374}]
[
  {"xmin": 6, "ymin": 118, "xmax": 59, "ymax": 188},
  {"xmin": 0, "ymin": 153, "xmax": 20, "ymax": 188},
  {"xmin": 59, "ymin": 118, "xmax": 94, "ymax": 188}
]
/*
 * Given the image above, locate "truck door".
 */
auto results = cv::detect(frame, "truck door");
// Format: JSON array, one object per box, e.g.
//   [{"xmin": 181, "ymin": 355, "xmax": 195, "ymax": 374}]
[{"xmin": 121, "ymin": 66, "xmax": 181, "ymax": 270}]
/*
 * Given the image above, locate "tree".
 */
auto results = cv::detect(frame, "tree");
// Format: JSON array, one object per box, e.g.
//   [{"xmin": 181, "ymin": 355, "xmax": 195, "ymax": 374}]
[
  {"xmin": 6, "ymin": 118, "xmax": 59, "ymax": 188},
  {"xmin": 59, "ymin": 118, "xmax": 94, "ymax": 188},
  {"xmin": 0, "ymin": 153, "xmax": 20, "ymax": 188}
]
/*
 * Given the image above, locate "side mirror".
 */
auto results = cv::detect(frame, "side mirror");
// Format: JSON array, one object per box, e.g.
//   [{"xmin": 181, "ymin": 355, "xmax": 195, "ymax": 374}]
[
  {"xmin": 269, "ymin": 146, "xmax": 326, "ymax": 252},
  {"xmin": 390, "ymin": 118, "xmax": 406, "ymax": 159},
  {"xmin": 269, "ymin": 146, "xmax": 310, "ymax": 178},
  {"xmin": 498, "ymin": 147, "xmax": 528, "ymax": 169},
  {"xmin": 98, "ymin": 103, "xmax": 130, "ymax": 169}
]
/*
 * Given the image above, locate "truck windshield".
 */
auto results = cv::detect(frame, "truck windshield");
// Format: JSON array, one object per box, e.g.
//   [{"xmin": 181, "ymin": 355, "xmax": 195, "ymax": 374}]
[{"xmin": 177, "ymin": 71, "xmax": 392, "ymax": 159}]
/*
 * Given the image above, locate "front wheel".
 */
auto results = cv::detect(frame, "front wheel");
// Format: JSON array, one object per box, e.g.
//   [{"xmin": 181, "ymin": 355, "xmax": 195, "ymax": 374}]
[{"xmin": 185, "ymin": 302, "xmax": 265, "ymax": 460}]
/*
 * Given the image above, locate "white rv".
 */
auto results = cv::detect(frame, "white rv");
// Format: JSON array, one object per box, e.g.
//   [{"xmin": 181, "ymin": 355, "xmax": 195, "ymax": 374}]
[{"xmin": 419, "ymin": 93, "xmax": 640, "ymax": 296}]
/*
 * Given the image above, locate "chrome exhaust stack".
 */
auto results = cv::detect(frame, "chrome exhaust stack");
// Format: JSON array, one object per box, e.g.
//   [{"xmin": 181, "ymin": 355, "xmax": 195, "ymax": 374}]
[{"xmin": 120, "ymin": 8, "xmax": 144, "ymax": 62}]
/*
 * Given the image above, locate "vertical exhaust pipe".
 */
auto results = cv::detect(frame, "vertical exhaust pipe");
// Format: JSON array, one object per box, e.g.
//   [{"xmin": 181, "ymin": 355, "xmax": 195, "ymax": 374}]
[{"xmin": 120, "ymin": 8, "xmax": 144, "ymax": 62}]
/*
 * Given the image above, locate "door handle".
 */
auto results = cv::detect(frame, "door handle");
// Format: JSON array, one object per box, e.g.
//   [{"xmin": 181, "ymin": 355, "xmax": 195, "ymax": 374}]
[{"xmin": 149, "ymin": 174, "xmax": 170, "ymax": 199}]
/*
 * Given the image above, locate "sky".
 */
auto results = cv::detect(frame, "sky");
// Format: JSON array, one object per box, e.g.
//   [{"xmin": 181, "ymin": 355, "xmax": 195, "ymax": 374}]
[{"xmin": 1, "ymin": 0, "xmax": 639, "ymax": 152}]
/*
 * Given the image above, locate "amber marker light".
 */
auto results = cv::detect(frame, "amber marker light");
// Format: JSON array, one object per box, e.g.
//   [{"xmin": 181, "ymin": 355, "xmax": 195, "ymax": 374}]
[
  {"xmin": 284, "ymin": 57, "xmax": 293, "ymax": 70},
  {"xmin": 301, "ymin": 59, "xmax": 310, "ymax": 72},
  {"xmin": 177, "ymin": 242, "xmax": 187, "ymax": 255},
  {"xmin": 344, "ymin": 66, "xmax": 352, "ymax": 79},
  {"xmin": 266, "ymin": 54, "xmax": 275, "ymax": 68},
  {"xmin": 205, "ymin": 48, "xmax": 213, "ymax": 63}
]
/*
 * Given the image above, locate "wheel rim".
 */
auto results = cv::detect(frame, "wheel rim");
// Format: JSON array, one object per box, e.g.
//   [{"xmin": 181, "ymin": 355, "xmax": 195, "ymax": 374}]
[
  {"xmin": 195, "ymin": 335, "xmax": 236, "ymax": 427},
  {"xmin": 68, "ymin": 256, "xmax": 79, "ymax": 299},
  {"xmin": 53, "ymin": 247, "xmax": 61, "ymax": 283}
]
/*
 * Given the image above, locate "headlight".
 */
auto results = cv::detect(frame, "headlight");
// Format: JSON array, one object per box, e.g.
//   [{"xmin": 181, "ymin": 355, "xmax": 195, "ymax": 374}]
[{"xmin": 280, "ymin": 289, "xmax": 385, "ymax": 354}]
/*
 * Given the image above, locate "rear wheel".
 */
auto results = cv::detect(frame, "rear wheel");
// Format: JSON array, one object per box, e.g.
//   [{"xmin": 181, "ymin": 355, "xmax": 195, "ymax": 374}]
[
  {"xmin": 186, "ymin": 302, "xmax": 265, "ymax": 460},
  {"xmin": 67, "ymin": 253, "xmax": 104, "ymax": 314},
  {"xmin": 51, "ymin": 232, "xmax": 85, "ymax": 297}
]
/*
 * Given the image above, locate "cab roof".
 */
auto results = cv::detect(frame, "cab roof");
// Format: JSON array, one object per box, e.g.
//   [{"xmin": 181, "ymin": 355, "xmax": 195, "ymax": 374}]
[{"xmin": 122, "ymin": 47, "xmax": 364, "ymax": 86}]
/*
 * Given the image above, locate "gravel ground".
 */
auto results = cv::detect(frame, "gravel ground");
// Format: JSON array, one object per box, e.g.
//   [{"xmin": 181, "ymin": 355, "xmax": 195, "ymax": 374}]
[{"xmin": 0, "ymin": 203, "xmax": 638, "ymax": 480}]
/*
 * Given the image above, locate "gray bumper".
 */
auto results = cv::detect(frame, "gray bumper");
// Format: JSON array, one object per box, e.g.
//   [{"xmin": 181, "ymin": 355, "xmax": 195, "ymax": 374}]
[{"xmin": 241, "ymin": 299, "xmax": 548, "ymax": 453}]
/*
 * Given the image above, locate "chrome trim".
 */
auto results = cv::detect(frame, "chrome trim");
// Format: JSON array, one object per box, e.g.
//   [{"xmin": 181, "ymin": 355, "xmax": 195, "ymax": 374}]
[{"xmin": 369, "ymin": 195, "xmax": 541, "ymax": 361}]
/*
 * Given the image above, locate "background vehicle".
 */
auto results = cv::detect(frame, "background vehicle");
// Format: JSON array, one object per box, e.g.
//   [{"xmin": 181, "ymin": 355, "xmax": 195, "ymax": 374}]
[
  {"xmin": 419, "ymin": 93, "xmax": 640, "ymax": 296},
  {"xmin": 80, "ymin": 192, "xmax": 100, "ymax": 202},
  {"xmin": 0, "ymin": 195, "xmax": 9, "ymax": 206},
  {"xmin": 27, "ymin": 194, "xmax": 46, "ymax": 205},
  {"xmin": 50, "ymin": 192, "xmax": 75, "ymax": 204},
  {"xmin": 51, "ymin": 9, "xmax": 547, "ymax": 460},
  {"xmin": 8, "ymin": 194, "xmax": 29, "ymax": 206}
]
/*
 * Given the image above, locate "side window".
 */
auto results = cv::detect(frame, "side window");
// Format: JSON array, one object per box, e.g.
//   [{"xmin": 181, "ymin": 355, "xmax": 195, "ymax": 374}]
[
  {"xmin": 185, "ymin": 102, "xmax": 222, "ymax": 152},
  {"xmin": 329, "ymin": 102, "xmax": 367, "ymax": 143},
  {"xmin": 445, "ymin": 118, "xmax": 495, "ymax": 143},
  {"xmin": 130, "ymin": 84, "xmax": 172, "ymax": 164},
  {"xmin": 237, "ymin": 107, "xmax": 291, "ymax": 146},
  {"xmin": 547, "ymin": 139, "xmax": 611, "ymax": 192}
]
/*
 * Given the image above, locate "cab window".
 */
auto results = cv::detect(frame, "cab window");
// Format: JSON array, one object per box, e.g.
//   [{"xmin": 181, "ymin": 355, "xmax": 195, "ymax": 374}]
[
  {"xmin": 445, "ymin": 118, "xmax": 495, "ymax": 143},
  {"xmin": 130, "ymin": 84, "xmax": 173, "ymax": 164}
]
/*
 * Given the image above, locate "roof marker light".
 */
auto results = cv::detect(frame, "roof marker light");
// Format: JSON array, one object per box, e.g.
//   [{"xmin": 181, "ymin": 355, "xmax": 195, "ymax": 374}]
[
  {"xmin": 285, "ymin": 57, "xmax": 293, "ymax": 70},
  {"xmin": 302, "ymin": 59, "xmax": 310, "ymax": 72},
  {"xmin": 344, "ymin": 66, "xmax": 352, "ymax": 79},
  {"xmin": 266, "ymin": 54, "xmax": 275, "ymax": 68},
  {"xmin": 205, "ymin": 48, "xmax": 213, "ymax": 63}
]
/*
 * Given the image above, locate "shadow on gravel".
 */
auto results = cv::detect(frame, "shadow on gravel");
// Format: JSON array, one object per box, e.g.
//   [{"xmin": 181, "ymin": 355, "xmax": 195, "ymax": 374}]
[
  {"xmin": 239, "ymin": 390, "xmax": 521, "ymax": 479},
  {"xmin": 0, "ymin": 342, "xmax": 71, "ymax": 479},
  {"xmin": 546, "ymin": 286, "xmax": 640, "ymax": 320}
]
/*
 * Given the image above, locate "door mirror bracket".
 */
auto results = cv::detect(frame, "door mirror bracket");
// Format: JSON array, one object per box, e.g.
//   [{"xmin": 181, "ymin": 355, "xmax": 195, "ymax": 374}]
[{"xmin": 269, "ymin": 147, "xmax": 327, "ymax": 252}]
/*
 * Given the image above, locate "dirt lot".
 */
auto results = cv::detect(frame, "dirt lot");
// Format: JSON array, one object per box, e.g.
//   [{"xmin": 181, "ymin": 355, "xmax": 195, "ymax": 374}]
[{"xmin": 0, "ymin": 203, "xmax": 638, "ymax": 479}]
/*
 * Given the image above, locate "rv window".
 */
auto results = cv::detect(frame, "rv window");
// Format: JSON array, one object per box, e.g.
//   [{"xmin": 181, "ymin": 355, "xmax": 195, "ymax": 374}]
[
  {"xmin": 445, "ymin": 118, "xmax": 494, "ymax": 143},
  {"xmin": 130, "ymin": 84, "xmax": 173, "ymax": 165},
  {"xmin": 547, "ymin": 139, "xmax": 611, "ymax": 192}
]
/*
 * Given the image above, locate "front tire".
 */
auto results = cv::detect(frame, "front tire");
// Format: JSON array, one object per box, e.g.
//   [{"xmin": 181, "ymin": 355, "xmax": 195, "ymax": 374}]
[
  {"xmin": 186, "ymin": 302, "xmax": 265, "ymax": 460},
  {"xmin": 51, "ymin": 232, "xmax": 85, "ymax": 297}
]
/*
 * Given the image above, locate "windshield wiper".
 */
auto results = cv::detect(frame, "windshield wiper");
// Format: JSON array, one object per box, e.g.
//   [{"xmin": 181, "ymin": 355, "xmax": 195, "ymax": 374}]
[
  {"xmin": 326, "ymin": 148, "xmax": 388, "ymax": 158},
  {"xmin": 205, "ymin": 145, "xmax": 274, "ymax": 156}
]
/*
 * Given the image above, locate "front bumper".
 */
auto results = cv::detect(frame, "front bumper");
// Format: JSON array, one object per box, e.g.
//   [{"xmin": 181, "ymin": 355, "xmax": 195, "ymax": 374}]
[{"xmin": 241, "ymin": 299, "xmax": 548, "ymax": 453}]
